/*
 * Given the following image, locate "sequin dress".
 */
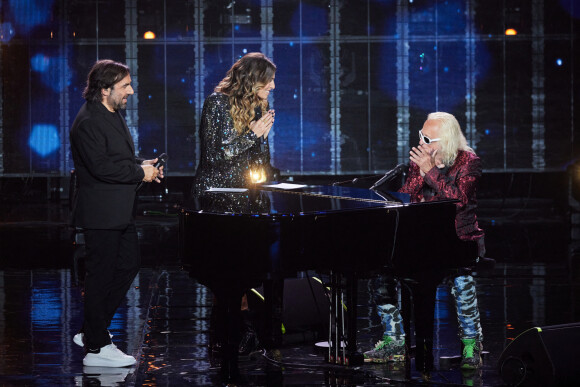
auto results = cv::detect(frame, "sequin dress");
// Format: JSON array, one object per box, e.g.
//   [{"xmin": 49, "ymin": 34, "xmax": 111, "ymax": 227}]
[{"xmin": 192, "ymin": 92, "xmax": 277, "ymax": 196}]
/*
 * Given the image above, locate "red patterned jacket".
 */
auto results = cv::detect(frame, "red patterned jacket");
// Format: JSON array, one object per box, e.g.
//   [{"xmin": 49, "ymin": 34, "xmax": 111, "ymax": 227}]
[{"xmin": 399, "ymin": 150, "xmax": 485, "ymax": 249}]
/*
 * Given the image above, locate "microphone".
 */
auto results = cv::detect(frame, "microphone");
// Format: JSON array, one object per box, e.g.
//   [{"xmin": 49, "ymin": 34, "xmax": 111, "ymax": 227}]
[
  {"xmin": 136, "ymin": 153, "xmax": 167, "ymax": 191},
  {"xmin": 260, "ymin": 134, "xmax": 269, "ymax": 153},
  {"xmin": 369, "ymin": 163, "xmax": 406, "ymax": 190}
]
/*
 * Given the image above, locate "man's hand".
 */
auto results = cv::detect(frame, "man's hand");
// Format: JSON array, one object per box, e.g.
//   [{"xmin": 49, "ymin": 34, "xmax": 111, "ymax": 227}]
[
  {"xmin": 141, "ymin": 158, "xmax": 164, "ymax": 183},
  {"xmin": 409, "ymin": 145, "xmax": 444, "ymax": 176}
]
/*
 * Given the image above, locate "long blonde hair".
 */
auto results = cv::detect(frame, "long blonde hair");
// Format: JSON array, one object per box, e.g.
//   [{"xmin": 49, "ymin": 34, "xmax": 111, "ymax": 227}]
[
  {"xmin": 215, "ymin": 52, "xmax": 276, "ymax": 134},
  {"xmin": 427, "ymin": 112, "xmax": 474, "ymax": 166}
]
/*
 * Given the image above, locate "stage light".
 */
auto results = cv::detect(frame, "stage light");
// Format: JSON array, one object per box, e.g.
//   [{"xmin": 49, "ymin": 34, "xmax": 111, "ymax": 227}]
[
  {"xmin": 505, "ymin": 28, "xmax": 517, "ymax": 36},
  {"xmin": 249, "ymin": 168, "xmax": 266, "ymax": 184},
  {"xmin": 556, "ymin": 58, "xmax": 563, "ymax": 66},
  {"xmin": 29, "ymin": 124, "xmax": 60, "ymax": 156},
  {"xmin": 0, "ymin": 22, "xmax": 16, "ymax": 42},
  {"xmin": 9, "ymin": 0, "xmax": 51, "ymax": 34},
  {"xmin": 144, "ymin": 31, "xmax": 156, "ymax": 39},
  {"xmin": 31, "ymin": 54, "xmax": 50, "ymax": 72},
  {"xmin": 29, "ymin": 54, "xmax": 71, "ymax": 92}
]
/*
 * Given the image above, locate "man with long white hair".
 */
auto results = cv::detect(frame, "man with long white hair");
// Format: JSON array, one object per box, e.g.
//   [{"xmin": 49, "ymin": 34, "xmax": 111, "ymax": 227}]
[{"xmin": 365, "ymin": 112, "xmax": 486, "ymax": 370}]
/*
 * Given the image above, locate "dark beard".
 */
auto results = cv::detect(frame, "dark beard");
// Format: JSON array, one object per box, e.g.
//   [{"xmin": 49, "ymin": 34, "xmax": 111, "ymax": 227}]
[{"xmin": 108, "ymin": 95, "xmax": 127, "ymax": 111}]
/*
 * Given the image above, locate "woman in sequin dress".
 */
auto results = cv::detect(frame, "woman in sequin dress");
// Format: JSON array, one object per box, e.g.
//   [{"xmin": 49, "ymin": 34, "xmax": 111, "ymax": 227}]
[
  {"xmin": 192, "ymin": 52, "xmax": 278, "ymax": 196},
  {"xmin": 191, "ymin": 52, "xmax": 279, "ymax": 363}
]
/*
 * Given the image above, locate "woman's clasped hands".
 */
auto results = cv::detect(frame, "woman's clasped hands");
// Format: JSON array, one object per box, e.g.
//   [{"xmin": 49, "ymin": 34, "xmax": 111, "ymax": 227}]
[{"xmin": 250, "ymin": 109, "xmax": 275, "ymax": 139}]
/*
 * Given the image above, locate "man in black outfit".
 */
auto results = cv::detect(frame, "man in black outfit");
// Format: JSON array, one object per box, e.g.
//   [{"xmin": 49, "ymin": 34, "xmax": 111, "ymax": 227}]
[{"xmin": 70, "ymin": 59, "xmax": 162, "ymax": 367}]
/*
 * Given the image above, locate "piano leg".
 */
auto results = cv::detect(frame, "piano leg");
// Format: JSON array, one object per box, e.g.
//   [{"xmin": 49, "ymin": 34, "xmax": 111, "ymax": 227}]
[
  {"xmin": 326, "ymin": 272, "xmax": 364, "ymax": 366},
  {"xmin": 401, "ymin": 272, "xmax": 445, "ymax": 375},
  {"xmin": 412, "ymin": 279, "xmax": 436, "ymax": 374},
  {"xmin": 401, "ymin": 283, "xmax": 413, "ymax": 378},
  {"xmin": 345, "ymin": 273, "xmax": 364, "ymax": 366},
  {"xmin": 209, "ymin": 283, "xmax": 246, "ymax": 383},
  {"xmin": 327, "ymin": 272, "xmax": 343, "ymax": 364},
  {"xmin": 262, "ymin": 278, "xmax": 284, "ymax": 348}
]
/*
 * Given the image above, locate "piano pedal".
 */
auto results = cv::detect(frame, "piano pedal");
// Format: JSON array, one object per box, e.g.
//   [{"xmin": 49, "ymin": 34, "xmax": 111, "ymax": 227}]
[
  {"xmin": 339, "ymin": 356, "xmax": 347, "ymax": 366},
  {"xmin": 328, "ymin": 355, "xmax": 348, "ymax": 366},
  {"xmin": 329, "ymin": 354, "xmax": 346, "ymax": 365},
  {"xmin": 333, "ymin": 352, "xmax": 364, "ymax": 366},
  {"xmin": 317, "ymin": 340, "xmax": 348, "ymax": 364},
  {"xmin": 324, "ymin": 349, "xmax": 364, "ymax": 366}
]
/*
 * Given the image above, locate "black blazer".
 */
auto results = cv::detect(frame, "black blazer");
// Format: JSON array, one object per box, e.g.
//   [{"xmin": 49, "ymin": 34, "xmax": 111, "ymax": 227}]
[{"xmin": 70, "ymin": 101, "xmax": 145, "ymax": 229}]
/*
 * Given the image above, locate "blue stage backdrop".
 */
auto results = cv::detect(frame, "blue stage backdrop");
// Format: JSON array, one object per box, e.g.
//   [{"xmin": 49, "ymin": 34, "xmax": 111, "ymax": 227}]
[{"xmin": 0, "ymin": 0, "xmax": 578, "ymax": 177}]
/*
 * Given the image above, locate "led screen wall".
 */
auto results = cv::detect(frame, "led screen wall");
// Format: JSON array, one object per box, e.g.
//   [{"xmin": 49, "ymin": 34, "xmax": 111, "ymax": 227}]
[{"xmin": 0, "ymin": 0, "xmax": 578, "ymax": 177}]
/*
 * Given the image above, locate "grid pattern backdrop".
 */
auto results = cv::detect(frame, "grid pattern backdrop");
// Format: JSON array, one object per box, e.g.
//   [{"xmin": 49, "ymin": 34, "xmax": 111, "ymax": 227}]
[{"xmin": 0, "ymin": 0, "xmax": 578, "ymax": 177}]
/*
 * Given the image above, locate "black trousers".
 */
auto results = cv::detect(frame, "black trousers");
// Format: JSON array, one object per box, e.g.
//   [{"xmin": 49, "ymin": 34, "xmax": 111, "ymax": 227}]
[{"xmin": 82, "ymin": 223, "xmax": 140, "ymax": 350}]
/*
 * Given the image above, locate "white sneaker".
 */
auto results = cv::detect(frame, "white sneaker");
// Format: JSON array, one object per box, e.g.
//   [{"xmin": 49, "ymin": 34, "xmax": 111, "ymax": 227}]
[
  {"xmin": 73, "ymin": 332, "xmax": 113, "ymax": 347},
  {"xmin": 83, "ymin": 344, "xmax": 136, "ymax": 367}
]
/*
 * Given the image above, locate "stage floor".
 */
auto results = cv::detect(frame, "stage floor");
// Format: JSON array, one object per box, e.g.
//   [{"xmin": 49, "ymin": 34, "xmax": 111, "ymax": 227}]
[{"xmin": 0, "ymin": 196, "xmax": 579, "ymax": 386}]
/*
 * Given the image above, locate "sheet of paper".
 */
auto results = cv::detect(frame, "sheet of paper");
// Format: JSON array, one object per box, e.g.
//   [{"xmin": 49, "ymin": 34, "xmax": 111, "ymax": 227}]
[
  {"xmin": 262, "ymin": 183, "xmax": 307, "ymax": 190},
  {"xmin": 206, "ymin": 187, "xmax": 248, "ymax": 193}
]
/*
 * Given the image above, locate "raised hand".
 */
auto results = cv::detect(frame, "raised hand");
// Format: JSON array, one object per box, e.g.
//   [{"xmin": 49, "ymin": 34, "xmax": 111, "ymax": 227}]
[
  {"xmin": 250, "ymin": 109, "xmax": 275, "ymax": 139},
  {"xmin": 409, "ymin": 144, "xmax": 443, "ymax": 176}
]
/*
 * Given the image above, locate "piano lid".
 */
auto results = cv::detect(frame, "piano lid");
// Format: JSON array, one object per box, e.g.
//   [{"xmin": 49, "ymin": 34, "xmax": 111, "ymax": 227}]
[{"xmin": 181, "ymin": 185, "xmax": 410, "ymax": 217}]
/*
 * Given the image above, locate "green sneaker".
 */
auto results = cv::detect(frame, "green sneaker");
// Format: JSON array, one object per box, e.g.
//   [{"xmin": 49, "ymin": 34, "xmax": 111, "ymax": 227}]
[
  {"xmin": 460, "ymin": 338, "xmax": 482, "ymax": 369},
  {"xmin": 363, "ymin": 336, "xmax": 405, "ymax": 363}
]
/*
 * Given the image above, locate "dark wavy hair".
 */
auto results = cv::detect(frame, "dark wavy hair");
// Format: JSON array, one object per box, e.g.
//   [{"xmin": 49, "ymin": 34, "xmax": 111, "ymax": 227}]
[
  {"xmin": 215, "ymin": 52, "xmax": 276, "ymax": 134},
  {"xmin": 82, "ymin": 60, "xmax": 130, "ymax": 103}
]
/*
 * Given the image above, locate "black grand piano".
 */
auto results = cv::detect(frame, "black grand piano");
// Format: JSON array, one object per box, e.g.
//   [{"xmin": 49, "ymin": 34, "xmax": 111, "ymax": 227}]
[{"xmin": 179, "ymin": 184, "xmax": 477, "ymax": 378}]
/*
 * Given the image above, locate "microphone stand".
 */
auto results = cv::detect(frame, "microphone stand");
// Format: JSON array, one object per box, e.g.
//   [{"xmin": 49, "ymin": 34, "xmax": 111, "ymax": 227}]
[
  {"xmin": 369, "ymin": 164, "xmax": 406, "ymax": 190},
  {"xmin": 372, "ymin": 189, "xmax": 405, "ymax": 204},
  {"xmin": 332, "ymin": 174, "xmax": 382, "ymax": 187}
]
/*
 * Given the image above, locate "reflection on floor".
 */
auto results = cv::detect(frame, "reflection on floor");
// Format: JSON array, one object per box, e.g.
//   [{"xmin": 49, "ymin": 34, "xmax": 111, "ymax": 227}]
[{"xmin": 1, "ymin": 196, "xmax": 579, "ymax": 386}]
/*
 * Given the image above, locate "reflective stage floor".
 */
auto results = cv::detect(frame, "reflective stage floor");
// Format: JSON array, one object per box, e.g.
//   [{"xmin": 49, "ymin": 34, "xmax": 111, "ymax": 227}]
[{"xmin": 1, "ymin": 193, "xmax": 579, "ymax": 386}]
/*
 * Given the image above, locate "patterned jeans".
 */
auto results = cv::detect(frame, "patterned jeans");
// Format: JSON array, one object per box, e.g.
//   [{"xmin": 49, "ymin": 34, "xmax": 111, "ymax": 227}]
[
  {"xmin": 443, "ymin": 274, "xmax": 483, "ymax": 341},
  {"xmin": 369, "ymin": 274, "xmax": 482, "ymax": 341},
  {"xmin": 368, "ymin": 276, "xmax": 405, "ymax": 339}
]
